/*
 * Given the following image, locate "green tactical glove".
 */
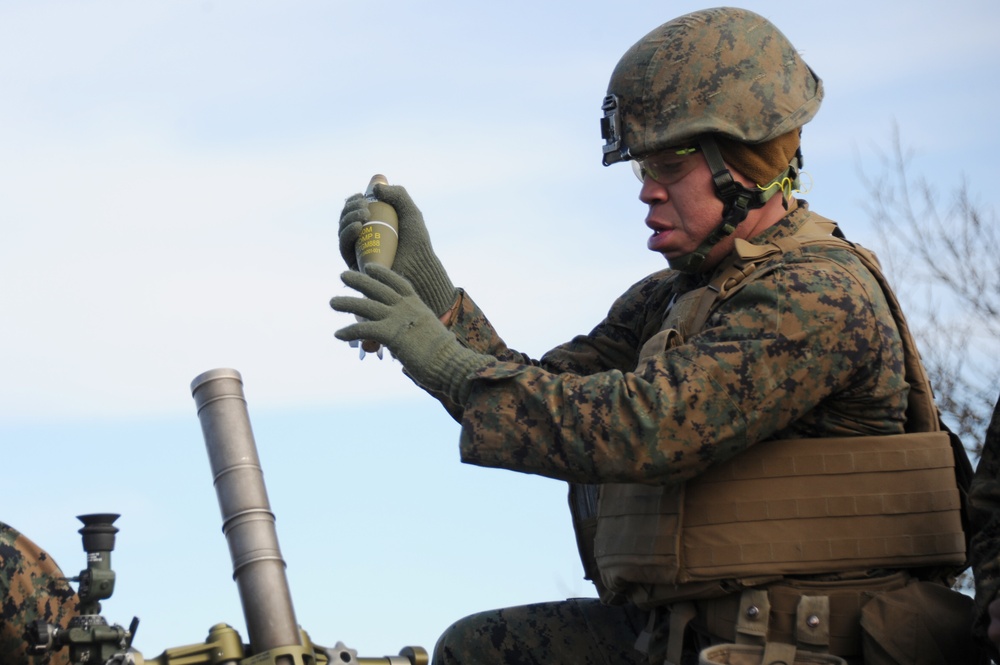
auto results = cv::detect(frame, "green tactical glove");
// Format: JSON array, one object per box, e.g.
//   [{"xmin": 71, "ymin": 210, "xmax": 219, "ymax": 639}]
[
  {"xmin": 330, "ymin": 265, "xmax": 491, "ymax": 404},
  {"xmin": 337, "ymin": 184, "xmax": 458, "ymax": 317},
  {"xmin": 337, "ymin": 192, "xmax": 367, "ymax": 271}
]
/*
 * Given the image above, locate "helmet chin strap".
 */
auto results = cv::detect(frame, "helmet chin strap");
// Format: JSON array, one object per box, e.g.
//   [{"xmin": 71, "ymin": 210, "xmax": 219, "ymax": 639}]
[{"xmin": 668, "ymin": 135, "xmax": 795, "ymax": 273}]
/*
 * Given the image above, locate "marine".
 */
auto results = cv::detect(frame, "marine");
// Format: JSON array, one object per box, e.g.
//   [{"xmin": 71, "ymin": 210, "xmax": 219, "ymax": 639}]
[{"xmin": 330, "ymin": 7, "xmax": 979, "ymax": 664}]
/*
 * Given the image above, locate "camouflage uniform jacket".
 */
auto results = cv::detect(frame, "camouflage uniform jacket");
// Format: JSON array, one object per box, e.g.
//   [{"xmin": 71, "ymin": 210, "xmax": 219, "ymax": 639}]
[
  {"xmin": 432, "ymin": 202, "xmax": 908, "ymax": 485},
  {"xmin": 970, "ymin": 394, "xmax": 1000, "ymax": 660},
  {"xmin": 0, "ymin": 522, "xmax": 79, "ymax": 665}
]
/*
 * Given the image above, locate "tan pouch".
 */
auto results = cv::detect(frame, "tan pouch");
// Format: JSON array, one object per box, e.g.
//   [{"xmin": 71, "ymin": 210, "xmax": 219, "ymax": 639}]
[
  {"xmin": 859, "ymin": 580, "xmax": 987, "ymax": 664},
  {"xmin": 699, "ymin": 643, "xmax": 846, "ymax": 665}
]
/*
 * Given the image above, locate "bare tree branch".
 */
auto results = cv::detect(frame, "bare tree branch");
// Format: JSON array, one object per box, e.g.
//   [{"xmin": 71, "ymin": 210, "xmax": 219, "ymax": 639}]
[{"xmin": 857, "ymin": 123, "xmax": 1000, "ymax": 458}]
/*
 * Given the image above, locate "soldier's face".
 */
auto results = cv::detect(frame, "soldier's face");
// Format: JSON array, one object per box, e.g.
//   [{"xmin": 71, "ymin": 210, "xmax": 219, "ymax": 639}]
[
  {"xmin": 638, "ymin": 150, "xmax": 726, "ymax": 261},
  {"xmin": 637, "ymin": 151, "xmax": 760, "ymax": 270}
]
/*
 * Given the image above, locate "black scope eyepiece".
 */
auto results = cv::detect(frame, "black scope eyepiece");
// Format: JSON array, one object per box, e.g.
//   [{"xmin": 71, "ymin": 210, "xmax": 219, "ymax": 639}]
[
  {"xmin": 77, "ymin": 513, "xmax": 120, "ymax": 553},
  {"xmin": 75, "ymin": 513, "xmax": 120, "ymax": 613}
]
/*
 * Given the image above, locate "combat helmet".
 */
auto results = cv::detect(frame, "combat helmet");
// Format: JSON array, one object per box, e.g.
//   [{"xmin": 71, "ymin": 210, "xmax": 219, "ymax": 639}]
[{"xmin": 600, "ymin": 7, "xmax": 824, "ymax": 271}]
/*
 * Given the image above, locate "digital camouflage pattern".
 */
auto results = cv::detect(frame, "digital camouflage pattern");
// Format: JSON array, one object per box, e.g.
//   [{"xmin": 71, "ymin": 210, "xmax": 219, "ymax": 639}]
[
  {"xmin": 969, "ymin": 394, "xmax": 1000, "ymax": 659},
  {"xmin": 0, "ymin": 523, "xmax": 78, "ymax": 665},
  {"xmin": 439, "ymin": 203, "xmax": 907, "ymax": 486},
  {"xmin": 421, "ymin": 202, "xmax": 911, "ymax": 664},
  {"xmin": 602, "ymin": 7, "xmax": 823, "ymax": 164},
  {"xmin": 432, "ymin": 599, "xmax": 666, "ymax": 665}
]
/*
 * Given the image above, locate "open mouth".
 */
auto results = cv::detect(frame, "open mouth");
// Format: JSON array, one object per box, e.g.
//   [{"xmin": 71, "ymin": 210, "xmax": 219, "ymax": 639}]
[{"xmin": 647, "ymin": 226, "xmax": 675, "ymax": 253}]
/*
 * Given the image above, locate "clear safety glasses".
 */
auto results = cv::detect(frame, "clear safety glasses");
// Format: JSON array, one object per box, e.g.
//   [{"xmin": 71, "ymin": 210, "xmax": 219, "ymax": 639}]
[{"xmin": 631, "ymin": 146, "xmax": 701, "ymax": 184}]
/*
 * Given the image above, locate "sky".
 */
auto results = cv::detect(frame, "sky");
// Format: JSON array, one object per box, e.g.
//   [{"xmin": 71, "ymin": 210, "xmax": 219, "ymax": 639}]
[{"xmin": 2, "ymin": 0, "xmax": 998, "ymax": 659}]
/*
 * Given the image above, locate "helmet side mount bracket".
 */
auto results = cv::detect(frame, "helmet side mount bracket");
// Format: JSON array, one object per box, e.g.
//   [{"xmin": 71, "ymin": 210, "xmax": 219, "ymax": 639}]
[{"xmin": 601, "ymin": 94, "xmax": 630, "ymax": 165}]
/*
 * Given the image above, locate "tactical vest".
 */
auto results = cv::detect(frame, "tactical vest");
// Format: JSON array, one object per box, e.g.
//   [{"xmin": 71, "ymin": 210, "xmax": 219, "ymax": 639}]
[{"xmin": 570, "ymin": 211, "xmax": 969, "ymax": 609}]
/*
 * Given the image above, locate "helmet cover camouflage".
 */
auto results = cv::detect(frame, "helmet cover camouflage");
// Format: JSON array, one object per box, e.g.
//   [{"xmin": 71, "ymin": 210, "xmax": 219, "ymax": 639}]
[{"xmin": 601, "ymin": 7, "xmax": 823, "ymax": 165}]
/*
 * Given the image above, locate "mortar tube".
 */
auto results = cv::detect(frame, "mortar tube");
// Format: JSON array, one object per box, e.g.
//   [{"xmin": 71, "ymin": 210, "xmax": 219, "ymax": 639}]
[{"xmin": 190, "ymin": 368, "xmax": 302, "ymax": 655}]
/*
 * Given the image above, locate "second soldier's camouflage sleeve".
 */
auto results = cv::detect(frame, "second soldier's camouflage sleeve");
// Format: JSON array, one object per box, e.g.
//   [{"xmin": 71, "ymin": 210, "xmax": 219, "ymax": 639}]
[{"xmin": 0, "ymin": 523, "xmax": 79, "ymax": 665}]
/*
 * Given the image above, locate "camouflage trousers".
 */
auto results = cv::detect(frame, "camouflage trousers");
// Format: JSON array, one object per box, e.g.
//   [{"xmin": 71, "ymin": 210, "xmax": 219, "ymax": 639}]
[
  {"xmin": 430, "ymin": 598, "xmax": 703, "ymax": 665},
  {"xmin": 431, "ymin": 587, "xmax": 988, "ymax": 665},
  {"xmin": 0, "ymin": 523, "xmax": 79, "ymax": 665}
]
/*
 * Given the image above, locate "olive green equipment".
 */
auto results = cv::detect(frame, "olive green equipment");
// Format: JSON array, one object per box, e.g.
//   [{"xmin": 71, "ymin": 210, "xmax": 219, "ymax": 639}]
[
  {"xmin": 350, "ymin": 174, "xmax": 399, "ymax": 360},
  {"xmin": 27, "ymin": 368, "xmax": 428, "ymax": 665},
  {"xmin": 26, "ymin": 513, "xmax": 141, "ymax": 665}
]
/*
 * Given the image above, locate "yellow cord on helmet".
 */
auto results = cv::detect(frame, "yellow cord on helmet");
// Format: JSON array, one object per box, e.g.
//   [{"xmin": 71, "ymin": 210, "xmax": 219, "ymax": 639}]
[
  {"xmin": 757, "ymin": 169, "xmax": 813, "ymax": 201},
  {"xmin": 757, "ymin": 176, "xmax": 794, "ymax": 200}
]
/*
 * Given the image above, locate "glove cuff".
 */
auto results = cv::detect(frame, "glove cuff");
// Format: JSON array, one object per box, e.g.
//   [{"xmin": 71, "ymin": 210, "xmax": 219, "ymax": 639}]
[
  {"xmin": 425, "ymin": 342, "xmax": 492, "ymax": 406},
  {"xmin": 404, "ymin": 244, "xmax": 458, "ymax": 317}
]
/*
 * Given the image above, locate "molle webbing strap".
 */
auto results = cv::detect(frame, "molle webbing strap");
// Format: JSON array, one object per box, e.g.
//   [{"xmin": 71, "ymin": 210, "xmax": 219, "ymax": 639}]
[
  {"xmin": 736, "ymin": 589, "xmax": 771, "ymax": 644},
  {"xmin": 696, "ymin": 572, "xmax": 910, "ymax": 658},
  {"xmin": 593, "ymin": 433, "xmax": 965, "ymax": 604},
  {"xmin": 796, "ymin": 595, "xmax": 831, "ymax": 650},
  {"xmin": 679, "ymin": 431, "xmax": 966, "ymax": 580}
]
